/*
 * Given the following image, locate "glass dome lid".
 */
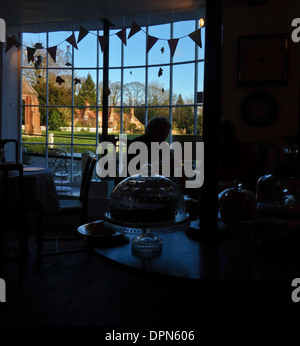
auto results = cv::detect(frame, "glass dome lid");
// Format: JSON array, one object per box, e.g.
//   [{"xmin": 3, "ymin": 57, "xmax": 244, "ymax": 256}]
[{"xmin": 104, "ymin": 174, "xmax": 190, "ymax": 234}]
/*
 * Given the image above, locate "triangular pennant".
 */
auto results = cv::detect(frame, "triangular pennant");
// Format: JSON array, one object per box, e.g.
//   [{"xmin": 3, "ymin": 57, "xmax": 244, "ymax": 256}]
[
  {"xmin": 128, "ymin": 21, "xmax": 141, "ymax": 39},
  {"xmin": 5, "ymin": 35, "xmax": 18, "ymax": 53},
  {"xmin": 116, "ymin": 28, "xmax": 127, "ymax": 46},
  {"xmin": 189, "ymin": 28, "xmax": 202, "ymax": 48},
  {"xmin": 146, "ymin": 35, "xmax": 158, "ymax": 54},
  {"xmin": 66, "ymin": 33, "xmax": 78, "ymax": 50},
  {"xmin": 77, "ymin": 26, "xmax": 89, "ymax": 44},
  {"xmin": 27, "ymin": 47, "xmax": 36, "ymax": 63},
  {"xmin": 98, "ymin": 35, "xmax": 108, "ymax": 52},
  {"xmin": 168, "ymin": 38, "xmax": 179, "ymax": 58},
  {"xmin": 47, "ymin": 46, "xmax": 57, "ymax": 63}
]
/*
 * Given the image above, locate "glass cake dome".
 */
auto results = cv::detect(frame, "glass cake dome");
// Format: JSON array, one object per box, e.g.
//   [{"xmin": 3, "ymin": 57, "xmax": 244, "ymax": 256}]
[{"xmin": 104, "ymin": 174, "xmax": 190, "ymax": 235}]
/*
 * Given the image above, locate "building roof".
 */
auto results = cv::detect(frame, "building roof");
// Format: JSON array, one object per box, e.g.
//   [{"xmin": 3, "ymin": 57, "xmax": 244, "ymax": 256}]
[{"xmin": 22, "ymin": 77, "xmax": 38, "ymax": 96}]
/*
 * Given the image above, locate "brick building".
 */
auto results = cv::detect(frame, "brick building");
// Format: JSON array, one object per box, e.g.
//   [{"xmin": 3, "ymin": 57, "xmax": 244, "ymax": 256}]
[
  {"xmin": 74, "ymin": 101, "xmax": 144, "ymax": 133},
  {"xmin": 22, "ymin": 77, "xmax": 42, "ymax": 135}
]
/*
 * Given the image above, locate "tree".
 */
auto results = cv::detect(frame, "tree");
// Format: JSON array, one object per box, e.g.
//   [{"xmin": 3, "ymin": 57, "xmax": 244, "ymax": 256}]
[
  {"xmin": 173, "ymin": 94, "xmax": 193, "ymax": 133},
  {"xmin": 124, "ymin": 81, "xmax": 145, "ymax": 106},
  {"xmin": 48, "ymin": 109, "xmax": 65, "ymax": 130},
  {"xmin": 77, "ymin": 73, "xmax": 97, "ymax": 106},
  {"xmin": 108, "ymin": 81, "xmax": 121, "ymax": 106}
]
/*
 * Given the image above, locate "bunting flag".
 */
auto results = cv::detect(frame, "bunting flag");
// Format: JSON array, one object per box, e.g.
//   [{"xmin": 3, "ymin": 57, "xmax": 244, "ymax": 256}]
[
  {"xmin": 77, "ymin": 26, "xmax": 89, "ymax": 44},
  {"xmin": 146, "ymin": 35, "xmax": 158, "ymax": 54},
  {"xmin": 189, "ymin": 28, "xmax": 202, "ymax": 48},
  {"xmin": 128, "ymin": 21, "xmax": 141, "ymax": 39},
  {"xmin": 5, "ymin": 35, "xmax": 18, "ymax": 53},
  {"xmin": 98, "ymin": 35, "xmax": 108, "ymax": 52},
  {"xmin": 66, "ymin": 33, "xmax": 78, "ymax": 50},
  {"xmin": 4, "ymin": 21, "xmax": 204, "ymax": 59},
  {"xmin": 168, "ymin": 39, "xmax": 179, "ymax": 58},
  {"xmin": 116, "ymin": 28, "xmax": 127, "ymax": 46},
  {"xmin": 47, "ymin": 46, "xmax": 57, "ymax": 63},
  {"xmin": 27, "ymin": 47, "xmax": 36, "ymax": 63}
]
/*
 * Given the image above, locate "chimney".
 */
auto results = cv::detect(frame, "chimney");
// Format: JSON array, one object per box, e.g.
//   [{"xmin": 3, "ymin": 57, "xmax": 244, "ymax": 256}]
[{"xmin": 131, "ymin": 107, "xmax": 134, "ymax": 117}]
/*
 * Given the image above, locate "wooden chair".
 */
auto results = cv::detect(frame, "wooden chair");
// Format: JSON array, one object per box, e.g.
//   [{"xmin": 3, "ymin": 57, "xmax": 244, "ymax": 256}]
[
  {"xmin": 0, "ymin": 139, "xmax": 19, "ymax": 163},
  {"xmin": 36, "ymin": 156, "xmax": 96, "ymax": 261},
  {"xmin": 0, "ymin": 163, "xmax": 28, "ymax": 261}
]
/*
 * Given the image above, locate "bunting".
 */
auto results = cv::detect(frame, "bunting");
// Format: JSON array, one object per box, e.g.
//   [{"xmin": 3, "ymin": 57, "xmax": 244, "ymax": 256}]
[
  {"xmin": 77, "ymin": 26, "xmax": 89, "ymax": 44},
  {"xmin": 98, "ymin": 35, "xmax": 108, "ymax": 52},
  {"xmin": 128, "ymin": 21, "xmax": 141, "ymax": 39},
  {"xmin": 146, "ymin": 35, "xmax": 158, "ymax": 54},
  {"xmin": 188, "ymin": 29, "xmax": 202, "ymax": 48},
  {"xmin": 168, "ymin": 39, "xmax": 179, "ymax": 58},
  {"xmin": 66, "ymin": 33, "xmax": 78, "ymax": 50},
  {"xmin": 116, "ymin": 28, "xmax": 127, "ymax": 46},
  {"xmin": 5, "ymin": 21, "xmax": 205, "ymax": 61},
  {"xmin": 27, "ymin": 47, "xmax": 36, "ymax": 63},
  {"xmin": 5, "ymin": 35, "xmax": 18, "ymax": 53},
  {"xmin": 47, "ymin": 46, "xmax": 57, "ymax": 63}
]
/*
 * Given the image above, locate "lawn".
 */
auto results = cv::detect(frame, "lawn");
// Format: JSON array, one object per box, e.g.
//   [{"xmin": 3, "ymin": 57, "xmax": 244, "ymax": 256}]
[{"xmin": 22, "ymin": 130, "xmax": 142, "ymax": 153}]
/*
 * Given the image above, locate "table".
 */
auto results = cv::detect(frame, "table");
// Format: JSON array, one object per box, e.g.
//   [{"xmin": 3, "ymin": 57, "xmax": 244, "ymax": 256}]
[
  {"xmin": 83, "ymin": 220, "xmax": 300, "ymax": 282},
  {"xmin": 6, "ymin": 166, "xmax": 60, "ymax": 215}
]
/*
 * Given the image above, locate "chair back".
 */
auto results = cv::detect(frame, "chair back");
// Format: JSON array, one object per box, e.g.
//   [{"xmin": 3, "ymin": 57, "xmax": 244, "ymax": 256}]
[
  {"xmin": 48, "ymin": 148, "xmax": 68, "ymax": 174},
  {"xmin": 0, "ymin": 139, "xmax": 19, "ymax": 163},
  {"xmin": 79, "ymin": 156, "xmax": 96, "ymax": 208}
]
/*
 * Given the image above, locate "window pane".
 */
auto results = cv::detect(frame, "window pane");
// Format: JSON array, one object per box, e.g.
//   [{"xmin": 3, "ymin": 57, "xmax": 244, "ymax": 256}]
[
  {"xmin": 22, "ymin": 105, "xmax": 44, "ymax": 135},
  {"xmin": 74, "ymin": 30, "xmax": 97, "ymax": 68},
  {"xmin": 197, "ymin": 106, "xmax": 203, "ymax": 136},
  {"xmin": 123, "ymin": 107, "xmax": 145, "ymax": 135},
  {"xmin": 22, "ymin": 32, "xmax": 47, "ymax": 67},
  {"xmin": 109, "ymin": 69, "xmax": 121, "ymax": 106},
  {"xmin": 108, "ymin": 106, "xmax": 121, "ymax": 134},
  {"xmin": 172, "ymin": 105, "xmax": 194, "ymax": 134},
  {"xmin": 148, "ymin": 24, "xmax": 170, "ymax": 65},
  {"xmin": 74, "ymin": 69, "xmax": 97, "ymax": 106},
  {"xmin": 109, "ymin": 30, "xmax": 122, "ymax": 67},
  {"xmin": 197, "ymin": 61, "xmax": 204, "ymax": 92},
  {"xmin": 148, "ymin": 66, "xmax": 170, "ymax": 106},
  {"xmin": 48, "ymin": 69, "xmax": 72, "ymax": 106},
  {"xmin": 124, "ymin": 28, "xmax": 146, "ymax": 67},
  {"xmin": 173, "ymin": 63, "xmax": 195, "ymax": 103},
  {"xmin": 173, "ymin": 21, "xmax": 196, "ymax": 63},
  {"xmin": 197, "ymin": 27, "xmax": 206, "ymax": 61},
  {"xmin": 74, "ymin": 106, "xmax": 99, "ymax": 132},
  {"xmin": 123, "ymin": 68, "xmax": 145, "ymax": 106},
  {"xmin": 48, "ymin": 31, "xmax": 72, "ymax": 68}
]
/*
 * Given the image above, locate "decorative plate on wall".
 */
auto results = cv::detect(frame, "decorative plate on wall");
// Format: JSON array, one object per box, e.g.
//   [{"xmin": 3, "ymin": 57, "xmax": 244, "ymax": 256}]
[{"xmin": 240, "ymin": 90, "xmax": 278, "ymax": 128}]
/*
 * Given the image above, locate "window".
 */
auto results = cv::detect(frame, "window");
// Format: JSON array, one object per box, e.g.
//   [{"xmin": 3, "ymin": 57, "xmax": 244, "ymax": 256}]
[{"xmin": 21, "ymin": 20, "xmax": 204, "ymax": 181}]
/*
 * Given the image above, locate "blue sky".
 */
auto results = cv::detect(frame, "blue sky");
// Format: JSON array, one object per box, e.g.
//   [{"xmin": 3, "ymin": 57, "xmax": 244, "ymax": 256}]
[{"xmin": 23, "ymin": 20, "xmax": 205, "ymax": 101}]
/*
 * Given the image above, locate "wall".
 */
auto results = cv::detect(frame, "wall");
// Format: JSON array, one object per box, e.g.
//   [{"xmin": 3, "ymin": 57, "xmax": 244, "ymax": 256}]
[
  {"xmin": 0, "ymin": 32, "xmax": 21, "ymax": 161},
  {"xmin": 222, "ymin": 0, "xmax": 300, "ymax": 144}
]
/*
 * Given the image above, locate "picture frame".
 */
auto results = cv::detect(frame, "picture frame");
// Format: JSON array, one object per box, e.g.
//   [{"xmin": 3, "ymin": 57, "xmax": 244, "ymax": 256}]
[{"xmin": 238, "ymin": 33, "xmax": 289, "ymax": 85}]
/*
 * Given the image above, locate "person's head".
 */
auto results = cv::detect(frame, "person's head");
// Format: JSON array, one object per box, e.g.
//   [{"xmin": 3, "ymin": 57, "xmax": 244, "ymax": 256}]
[{"xmin": 145, "ymin": 117, "xmax": 171, "ymax": 142}]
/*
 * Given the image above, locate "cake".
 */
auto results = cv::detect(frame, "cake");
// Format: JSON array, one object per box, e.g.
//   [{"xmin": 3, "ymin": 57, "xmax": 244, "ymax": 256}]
[{"xmin": 105, "ymin": 174, "xmax": 188, "ymax": 225}]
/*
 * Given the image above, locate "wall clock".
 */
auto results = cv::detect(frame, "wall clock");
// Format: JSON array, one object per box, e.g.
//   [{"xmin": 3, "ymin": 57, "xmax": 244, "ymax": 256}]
[
  {"xmin": 238, "ymin": 33, "xmax": 289, "ymax": 85},
  {"xmin": 240, "ymin": 90, "xmax": 278, "ymax": 128}
]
